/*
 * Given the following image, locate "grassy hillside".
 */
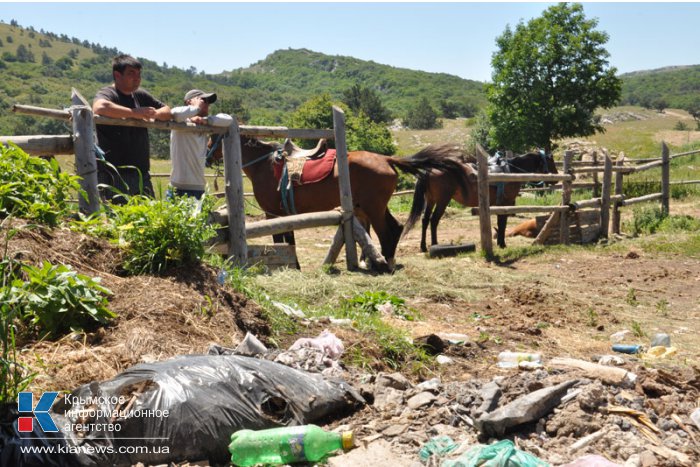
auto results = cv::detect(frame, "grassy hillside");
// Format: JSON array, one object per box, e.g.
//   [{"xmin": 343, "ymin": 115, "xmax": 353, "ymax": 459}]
[
  {"xmin": 2, "ymin": 19, "xmax": 700, "ymax": 160},
  {"xmin": 218, "ymin": 48, "xmax": 486, "ymax": 121},
  {"xmin": 0, "ymin": 22, "xmax": 485, "ymax": 140},
  {"xmin": 620, "ymin": 65, "xmax": 700, "ymax": 109}
]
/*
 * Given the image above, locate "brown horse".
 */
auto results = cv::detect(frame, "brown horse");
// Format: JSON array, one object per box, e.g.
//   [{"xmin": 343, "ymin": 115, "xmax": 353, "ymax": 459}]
[
  {"xmin": 237, "ymin": 137, "xmax": 469, "ymax": 271},
  {"xmin": 403, "ymin": 151, "xmax": 557, "ymax": 251}
]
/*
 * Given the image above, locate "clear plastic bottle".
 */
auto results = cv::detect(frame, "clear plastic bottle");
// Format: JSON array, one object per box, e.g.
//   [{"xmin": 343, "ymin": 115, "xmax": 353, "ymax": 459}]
[
  {"xmin": 228, "ymin": 424, "xmax": 354, "ymax": 466},
  {"xmin": 497, "ymin": 351, "xmax": 542, "ymax": 368}
]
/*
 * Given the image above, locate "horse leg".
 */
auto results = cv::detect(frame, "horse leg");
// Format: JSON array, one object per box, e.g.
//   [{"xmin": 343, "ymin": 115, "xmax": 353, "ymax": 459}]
[
  {"xmin": 429, "ymin": 199, "xmax": 449, "ymax": 249},
  {"xmin": 381, "ymin": 210, "xmax": 402, "ymax": 270},
  {"xmin": 420, "ymin": 202, "xmax": 434, "ymax": 253},
  {"xmin": 497, "ymin": 214, "xmax": 508, "ymax": 248}
]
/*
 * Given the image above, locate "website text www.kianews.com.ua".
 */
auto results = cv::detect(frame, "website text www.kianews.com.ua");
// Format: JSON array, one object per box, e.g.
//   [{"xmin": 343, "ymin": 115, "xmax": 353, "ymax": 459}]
[{"xmin": 20, "ymin": 443, "xmax": 170, "ymax": 456}]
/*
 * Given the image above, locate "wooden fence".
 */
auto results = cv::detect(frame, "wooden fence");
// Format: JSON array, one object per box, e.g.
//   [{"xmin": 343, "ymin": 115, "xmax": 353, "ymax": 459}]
[
  {"xmin": 3, "ymin": 91, "xmax": 387, "ymax": 272},
  {"xmin": 472, "ymin": 143, "xmax": 700, "ymax": 258}
]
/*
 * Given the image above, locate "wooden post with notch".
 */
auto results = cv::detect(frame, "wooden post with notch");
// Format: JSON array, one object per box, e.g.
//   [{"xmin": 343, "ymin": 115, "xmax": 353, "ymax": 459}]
[
  {"xmin": 611, "ymin": 152, "xmax": 625, "ymax": 235},
  {"xmin": 333, "ymin": 106, "xmax": 358, "ymax": 270},
  {"xmin": 559, "ymin": 151, "xmax": 573, "ymax": 244},
  {"xmin": 70, "ymin": 88, "xmax": 100, "ymax": 214},
  {"xmin": 599, "ymin": 150, "xmax": 613, "ymax": 240},
  {"xmin": 223, "ymin": 118, "xmax": 247, "ymax": 266},
  {"xmin": 661, "ymin": 142, "xmax": 670, "ymax": 215},
  {"xmin": 476, "ymin": 144, "xmax": 493, "ymax": 259}
]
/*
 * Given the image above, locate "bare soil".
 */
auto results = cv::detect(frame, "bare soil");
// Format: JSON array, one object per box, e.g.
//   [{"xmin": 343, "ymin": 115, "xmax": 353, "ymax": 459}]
[{"xmin": 6, "ymin": 197, "xmax": 700, "ymax": 465}]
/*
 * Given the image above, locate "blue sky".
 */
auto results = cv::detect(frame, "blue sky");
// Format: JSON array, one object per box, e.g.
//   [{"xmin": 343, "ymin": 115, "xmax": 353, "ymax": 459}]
[{"xmin": 1, "ymin": 2, "xmax": 698, "ymax": 82}]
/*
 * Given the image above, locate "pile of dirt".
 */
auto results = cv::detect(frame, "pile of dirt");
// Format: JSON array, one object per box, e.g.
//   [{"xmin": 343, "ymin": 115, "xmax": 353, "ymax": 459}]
[{"xmin": 5, "ymin": 220, "xmax": 269, "ymax": 392}]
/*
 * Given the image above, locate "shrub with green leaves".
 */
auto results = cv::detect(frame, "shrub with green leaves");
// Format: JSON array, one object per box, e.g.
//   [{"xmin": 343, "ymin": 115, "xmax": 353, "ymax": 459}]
[
  {"xmin": 625, "ymin": 206, "xmax": 700, "ymax": 236},
  {"xmin": 7, "ymin": 260, "xmax": 115, "ymax": 337},
  {"xmin": 0, "ymin": 224, "xmax": 34, "ymax": 403},
  {"xmin": 341, "ymin": 290, "xmax": 418, "ymax": 321},
  {"xmin": 77, "ymin": 195, "xmax": 217, "ymax": 275},
  {"xmin": 0, "ymin": 143, "xmax": 83, "ymax": 226}
]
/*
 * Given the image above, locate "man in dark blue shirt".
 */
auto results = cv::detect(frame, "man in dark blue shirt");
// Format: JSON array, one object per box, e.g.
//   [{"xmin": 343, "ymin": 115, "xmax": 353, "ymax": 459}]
[{"xmin": 93, "ymin": 54, "xmax": 171, "ymax": 202}]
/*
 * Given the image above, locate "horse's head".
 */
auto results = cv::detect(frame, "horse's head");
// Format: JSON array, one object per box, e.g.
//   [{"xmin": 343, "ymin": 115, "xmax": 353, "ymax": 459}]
[{"xmin": 540, "ymin": 150, "xmax": 558, "ymax": 175}]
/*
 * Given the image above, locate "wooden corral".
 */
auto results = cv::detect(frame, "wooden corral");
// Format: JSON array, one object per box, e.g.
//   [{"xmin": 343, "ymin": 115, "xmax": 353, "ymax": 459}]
[{"xmin": 7, "ymin": 96, "xmax": 387, "ymax": 272}]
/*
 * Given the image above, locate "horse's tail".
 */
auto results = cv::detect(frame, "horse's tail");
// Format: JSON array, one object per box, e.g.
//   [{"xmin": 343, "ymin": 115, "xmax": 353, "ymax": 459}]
[
  {"xmin": 388, "ymin": 144, "xmax": 472, "ymax": 238},
  {"xmin": 401, "ymin": 175, "xmax": 428, "ymax": 239}
]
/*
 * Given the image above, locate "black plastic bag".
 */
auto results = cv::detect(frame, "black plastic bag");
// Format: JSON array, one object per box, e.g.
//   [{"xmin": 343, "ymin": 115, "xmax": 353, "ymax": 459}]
[{"xmin": 1, "ymin": 355, "xmax": 364, "ymax": 466}]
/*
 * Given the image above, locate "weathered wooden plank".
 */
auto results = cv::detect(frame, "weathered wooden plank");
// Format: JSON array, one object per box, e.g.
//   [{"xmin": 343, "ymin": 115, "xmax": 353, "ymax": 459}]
[
  {"xmin": 470, "ymin": 205, "xmax": 569, "ymax": 216},
  {"xmin": 475, "ymin": 145, "xmax": 493, "ymax": 258},
  {"xmin": 599, "ymin": 151, "xmax": 613, "ymax": 240},
  {"xmin": 622, "ymin": 193, "xmax": 663, "ymax": 206},
  {"xmin": 223, "ymin": 120, "xmax": 248, "ymax": 266},
  {"xmin": 246, "ymin": 211, "xmax": 342, "ymax": 239},
  {"xmin": 333, "ymin": 106, "xmax": 357, "ymax": 270},
  {"xmin": 487, "ymin": 173, "xmax": 573, "ymax": 183},
  {"xmin": 0, "ymin": 135, "xmax": 73, "ymax": 155}
]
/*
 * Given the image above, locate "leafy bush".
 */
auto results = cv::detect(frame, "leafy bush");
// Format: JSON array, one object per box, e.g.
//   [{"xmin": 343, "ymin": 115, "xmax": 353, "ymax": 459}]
[
  {"xmin": 287, "ymin": 93, "xmax": 396, "ymax": 154},
  {"xmin": 341, "ymin": 290, "xmax": 418, "ymax": 321},
  {"xmin": 73, "ymin": 195, "xmax": 217, "ymax": 275},
  {"xmin": 9, "ymin": 261, "xmax": 114, "ymax": 337},
  {"xmin": 624, "ymin": 206, "xmax": 700, "ymax": 236},
  {"xmin": 0, "ymin": 223, "xmax": 34, "ymax": 403},
  {"xmin": 0, "ymin": 143, "xmax": 83, "ymax": 226}
]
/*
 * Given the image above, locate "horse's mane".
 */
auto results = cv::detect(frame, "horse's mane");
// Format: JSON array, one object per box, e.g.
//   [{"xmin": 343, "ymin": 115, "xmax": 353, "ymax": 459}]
[{"xmin": 241, "ymin": 135, "xmax": 282, "ymax": 151}]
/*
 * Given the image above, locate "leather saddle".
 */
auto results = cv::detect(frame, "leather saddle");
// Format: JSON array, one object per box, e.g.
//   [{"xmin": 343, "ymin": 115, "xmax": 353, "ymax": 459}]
[{"xmin": 273, "ymin": 139, "xmax": 335, "ymax": 187}]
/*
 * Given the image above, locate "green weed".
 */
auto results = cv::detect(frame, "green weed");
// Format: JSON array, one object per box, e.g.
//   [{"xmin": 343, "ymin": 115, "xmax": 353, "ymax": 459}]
[
  {"xmin": 11, "ymin": 261, "xmax": 115, "ymax": 337},
  {"xmin": 0, "ymin": 143, "xmax": 82, "ymax": 226},
  {"xmin": 630, "ymin": 320, "xmax": 646, "ymax": 338},
  {"xmin": 655, "ymin": 299, "xmax": 669, "ymax": 317},
  {"xmin": 626, "ymin": 288, "xmax": 638, "ymax": 306},
  {"xmin": 0, "ymin": 221, "xmax": 35, "ymax": 403},
  {"xmin": 72, "ymin": 195, "xmax": 217, "ymax": 275},
  {"xmin": 585, "ymin": 307, "xmax": 599, "ymax": 327},
  {"xmin": 341, "ymin": 290, "xmax": 419, "ymax": 321}
]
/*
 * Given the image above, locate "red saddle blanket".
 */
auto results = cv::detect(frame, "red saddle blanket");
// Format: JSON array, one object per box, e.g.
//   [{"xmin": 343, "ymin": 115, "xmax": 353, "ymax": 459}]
[{"xmin": 273, "ymin": 149, "xmax": 336, "ymax": 186}]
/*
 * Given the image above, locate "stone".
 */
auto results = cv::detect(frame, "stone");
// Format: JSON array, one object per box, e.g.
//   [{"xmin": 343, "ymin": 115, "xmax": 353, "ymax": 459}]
[
  {"xmin": 407, "ymin": 391, "xmax": 437, "ymax": 410},
  {"xmin": 376, "ymin": 372, "xmax": 412, "ymax": 391},
  {"xmin": 475, "ymin": 379, "xmax": 578, "ymax": 437}
]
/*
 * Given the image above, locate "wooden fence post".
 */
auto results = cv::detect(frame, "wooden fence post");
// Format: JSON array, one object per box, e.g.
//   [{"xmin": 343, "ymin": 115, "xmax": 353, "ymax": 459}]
[
  {"xmin": 70, "ymin": 89, "xmax": 100, "ymax": 214},
  {"xmin": 611, "ymin": 152, "xmax": 625, "ymax": 235},
  {"xmin": 223, "ymin": 118, "xmax": 247, "ymax": 266},
  {"xmin": 476, "ymin": 145, "xmax": 493, "ymax": 259},
  {"xmin": 559, "ymin": 151, "xmax": 573, "ymax": 244},
  {"xmin": 333, "ymin": 106, "xmax": 358, "ymax": 271},
  {"xmin": 661, "ymin": 142, "xmax": 670, "ymax": 215},
  {"xmin": 599, "ymin": 150, "xmax": 613, "ymax": 239},
  {"xmin": 592, "ymin": 150, "xmax": 600, "ymax": 198}
]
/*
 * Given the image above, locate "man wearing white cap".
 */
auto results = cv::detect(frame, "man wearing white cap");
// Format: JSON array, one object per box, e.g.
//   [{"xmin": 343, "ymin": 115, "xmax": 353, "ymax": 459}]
[{"xmin": 169, "ymin": 89, "xmax": 233, "ymax": 199}]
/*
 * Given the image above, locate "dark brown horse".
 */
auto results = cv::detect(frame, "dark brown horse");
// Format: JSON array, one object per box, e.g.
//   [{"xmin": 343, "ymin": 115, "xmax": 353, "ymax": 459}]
[
  {"xmin": 237, "ymin": 137, "xmax": 469, "ymax": 270},
  {"xmin": 403, "ymin": 151, "xmax": 557, "ymax": 251}
]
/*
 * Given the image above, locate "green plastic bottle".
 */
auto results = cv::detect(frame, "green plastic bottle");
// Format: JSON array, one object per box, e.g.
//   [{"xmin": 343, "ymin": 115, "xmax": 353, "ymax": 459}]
[{"xmin": 228, "ymin": 424, "xmax": 354, "ymax": 466}]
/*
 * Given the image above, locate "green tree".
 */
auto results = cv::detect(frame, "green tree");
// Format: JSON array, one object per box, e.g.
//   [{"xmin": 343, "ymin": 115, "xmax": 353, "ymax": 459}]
[
  {"xmin": 15, "ymin": 44, "xmax": 34, "ymax": 63},
  {"xmin": 652, "ymin": 97, "xmax": 668, "ymax": 113},
  {"xmin": 342, "ymin": 83, "xmax": 392, "ymax": 124},
  {"xmin": 404, "ymin": 97, "xmax": 441, "ymax": 130},
  {"xmin": 686, "ymin": 98, "xmax": 700, "ymax": 129},
  {"xmin": 287, "ymin": 93, "xmax": 395, "ymax": 154},
  {"xmin": 487, "ymin": 3, "xmax": 621, "ymax": 153}
]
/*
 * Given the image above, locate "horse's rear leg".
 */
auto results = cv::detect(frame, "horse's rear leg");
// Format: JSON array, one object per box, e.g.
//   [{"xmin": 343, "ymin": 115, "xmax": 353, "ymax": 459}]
[
  {"xmin": 496, "ymin": 214, "xmax": 508, "ymax": 248},
  {"xmin": 429, "ymin": 200, "xmax": 449, "ymax": 249},
  {"xmin": 420, "ymin": 202, "xmax": 434, "ymax": 253}
]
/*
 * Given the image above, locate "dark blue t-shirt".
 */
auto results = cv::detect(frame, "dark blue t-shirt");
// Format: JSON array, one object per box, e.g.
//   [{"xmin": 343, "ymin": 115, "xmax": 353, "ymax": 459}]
[{"xmin": 94, "ymin": 86, "xmax": 165, "ymax": 172}]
